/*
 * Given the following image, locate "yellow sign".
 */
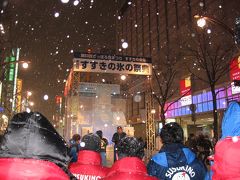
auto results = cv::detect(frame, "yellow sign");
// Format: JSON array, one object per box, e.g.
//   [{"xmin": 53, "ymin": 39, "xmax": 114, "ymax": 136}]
[{"xmin": 16, "ymin": 79, "xmax": 22, "ymax": 112}]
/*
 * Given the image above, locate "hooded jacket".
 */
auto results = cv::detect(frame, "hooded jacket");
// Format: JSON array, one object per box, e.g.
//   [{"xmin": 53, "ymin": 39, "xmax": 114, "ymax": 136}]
[
  {"xmin": 147, "ymin": 143, "xmax": 207, "ymax": 180},
  {"xmin": 211, "ymin": 101, "xmax": 240, "ymax": 179},
  {"xmin": 0, "ymin": 112, "xmax": 72, "ymax": 179},
  {"xmin": 69, "ymin": 150, "xmax": 109, "ymax": 179},
  {"xmin": 104, "ymin": 157, "xmax": 157, "ymax": 180}
]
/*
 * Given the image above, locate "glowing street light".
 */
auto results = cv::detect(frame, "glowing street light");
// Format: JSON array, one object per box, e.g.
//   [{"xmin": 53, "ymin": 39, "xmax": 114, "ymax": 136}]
[
  {"xmin": 29, "ymin": 101, "xmax": 34, "ymax": 106},
  {"xmin": 197, "ymin": 17, "xmax": 206, "ymax": 28},
  {"xmin": 22, "ymin": 62, "xmax": 29, "ymax": 69}
]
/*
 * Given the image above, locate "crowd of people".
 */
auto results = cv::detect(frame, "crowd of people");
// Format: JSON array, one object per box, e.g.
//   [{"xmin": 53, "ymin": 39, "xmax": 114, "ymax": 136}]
[{"xmin": 0, "ymin": 101, "xmax": 239, "ymax": 179}]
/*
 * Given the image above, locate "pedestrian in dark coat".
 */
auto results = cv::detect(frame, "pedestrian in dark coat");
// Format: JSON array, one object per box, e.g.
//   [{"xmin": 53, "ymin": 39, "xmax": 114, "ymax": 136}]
[
  {"xmin": 111, "ymin": 126, "xmax": 126, "ymax": 161},
  {"xmin": 147, "ymin": 122, "xmax": 207, "ymax": 180}
]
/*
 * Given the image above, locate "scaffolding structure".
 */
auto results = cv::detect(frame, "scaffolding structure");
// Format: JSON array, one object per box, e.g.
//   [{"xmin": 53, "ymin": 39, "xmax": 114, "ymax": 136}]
[{"xmin": 145, "ymin": 91, "xmax": 156, "ymax": 161}]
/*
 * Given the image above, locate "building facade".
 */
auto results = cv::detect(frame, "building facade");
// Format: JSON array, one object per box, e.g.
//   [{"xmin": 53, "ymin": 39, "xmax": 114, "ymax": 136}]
[{"xmin": 116, "ymin": 0, "xmax": 240, "ymax": 138}]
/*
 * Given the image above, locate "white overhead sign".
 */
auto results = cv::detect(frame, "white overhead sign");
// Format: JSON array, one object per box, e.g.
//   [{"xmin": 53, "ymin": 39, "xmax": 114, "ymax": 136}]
[
  {"xmin": 73, "ymin": 58, "xmax": 152, "ymax": 75},
  {"xmin": 231, "ymin": 82, "xmax": 240, "ymax": 95},
  {"xmin": 180, "ymin": 95, "xmax": 192, "ymax": 106},
  {"xmin": 72, "ymin": 52, "xmax": 152, "ymax": 76}
]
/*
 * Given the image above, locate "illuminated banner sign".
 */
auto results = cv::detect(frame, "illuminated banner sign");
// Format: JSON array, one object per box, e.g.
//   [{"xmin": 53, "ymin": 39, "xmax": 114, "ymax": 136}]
[
  {"xmin": 74, "ymin": 52, "xmax": 152, "ymax": 63},
  {"xmin": 180, "ymin": 77, "xmax": 191, "ymax": 106},
  {"xmin": 4, "ymin": 56, "xmax": 16, "ymax": 82},
  {"xmin": 180, "ymin": 95, "xmax": 192, "ymax": 107},
  {"xmin": 230, "ymin": 56, "xmax": 240, "ymax": 80},
  {"xmin": 73, "ymin": 53, "xmax": 152, "ymax": 75},
  {"xmin": 180, "ymin": 77, "xmax": 191, "ymax": 96},
  {"xmin": 231, "ymin": 82, "xmax": 240, "ymax": 95},
  {"xmin": 16, "ymin": 79, "xmax": 22, "ymax": 112}
]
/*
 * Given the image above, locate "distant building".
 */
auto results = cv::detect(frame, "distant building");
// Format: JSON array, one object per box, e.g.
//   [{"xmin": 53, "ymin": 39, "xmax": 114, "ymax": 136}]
[{"xmin": 116, "ymin": 0, "xmax": 240, "ymax": 138}]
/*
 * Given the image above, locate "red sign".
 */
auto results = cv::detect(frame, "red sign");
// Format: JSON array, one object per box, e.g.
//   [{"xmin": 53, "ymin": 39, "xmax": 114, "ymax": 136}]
[
  {"xmin": 180, "ymin": 77, "xmax": 191, "ymax": 96},
  {"xmin": 55, "ymin": 96, "xmax": 62, "ymax": 104},
  {"xmin": 230, "ymin": 57, "xmax": 240, "ymax": 80}
]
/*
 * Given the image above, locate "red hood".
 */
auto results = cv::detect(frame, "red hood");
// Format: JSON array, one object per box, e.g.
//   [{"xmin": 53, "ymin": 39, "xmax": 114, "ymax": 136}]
[
  {"xmin": 109, "ymin": 157, "xmax": 147, "ymax": 175},
  {"xmin": 0, "ymin": 158, "xmax": 69, "ymax": 180},
  {"xmin": 77, "ymin": 150, "xmax": 101, "ymax": 165},
  {"xmin": 212, "ymin": 136, "xmax": 240, "ymax": 179}
]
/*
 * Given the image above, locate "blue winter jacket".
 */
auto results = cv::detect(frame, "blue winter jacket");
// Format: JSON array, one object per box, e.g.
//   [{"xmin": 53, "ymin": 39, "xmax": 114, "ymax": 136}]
[{"xmin": 147, "ymin": 143, "xmax": 207, "ymax": 180}]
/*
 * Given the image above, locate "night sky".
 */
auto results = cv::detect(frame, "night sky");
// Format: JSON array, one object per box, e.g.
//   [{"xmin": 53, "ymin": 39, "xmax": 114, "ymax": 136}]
[{"xmin": 2, "ymin": 0, "xmax": 117, "ymax": 119}]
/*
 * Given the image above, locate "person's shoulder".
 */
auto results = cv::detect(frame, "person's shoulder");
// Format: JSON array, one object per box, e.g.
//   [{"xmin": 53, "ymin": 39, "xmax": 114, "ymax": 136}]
[{"xmin": 150, "ymin": 151, "xmax": 168, "ymax": 167}]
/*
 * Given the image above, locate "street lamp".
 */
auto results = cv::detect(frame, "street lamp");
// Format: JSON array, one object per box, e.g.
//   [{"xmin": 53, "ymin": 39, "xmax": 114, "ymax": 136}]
[
  {"xmin": 194, "ymin": 15, "xmax": 235, "ymax": 37},
  {"xmin": 22, "ymin": 62, "xmax": 29, "ymax": 69},
  {"xmin": 196, "ymin": 17, "xmax": 207, "ymax": 28}
]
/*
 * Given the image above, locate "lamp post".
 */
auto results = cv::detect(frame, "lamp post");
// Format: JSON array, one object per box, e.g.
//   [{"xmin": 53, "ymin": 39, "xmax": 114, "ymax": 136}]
[
  {"xmin": 194, "ymin": 15, "xmax": 240, "ymax": 49},
  {"xmin": 194, "ymin": 15, "xmax": 235, "ymax": 37},
  {"xmin": 0, "ymin": 60, "xmax": 30, "ymax": 81}
]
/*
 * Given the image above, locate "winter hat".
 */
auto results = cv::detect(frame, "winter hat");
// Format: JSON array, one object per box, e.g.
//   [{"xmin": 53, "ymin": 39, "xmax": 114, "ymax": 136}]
[
  {"xmin": 80, "ymin": 133, "xmax": 101, "ymax": 152},
  {"xmin": 160, "ymin": 122, "xmax": 184, "ymax": 144},
  {"xmin": 117, "ymin": 137, "xmax": 145, "ymax": 159}
]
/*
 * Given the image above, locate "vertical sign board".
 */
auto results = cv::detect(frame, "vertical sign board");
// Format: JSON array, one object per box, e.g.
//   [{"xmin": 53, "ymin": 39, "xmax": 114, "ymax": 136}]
[
  {"xmin": 230, "ymin": 57, "xmax": 240, "ymax": 94},
  {"xmin": 180, "ymin": 77, "xmax": 192, "ymax": 106},
  {"xmin": 16, "ymin": 79, "xmax": 22, "ymax": 112},
  {"xmin": 12, "ymin": 48, "xmax": 20, "ymax": 112}
]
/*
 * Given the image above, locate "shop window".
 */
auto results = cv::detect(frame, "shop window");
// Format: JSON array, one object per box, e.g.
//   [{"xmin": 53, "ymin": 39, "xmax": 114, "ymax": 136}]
[
  {"xmin": 202, "ymin": 93, "xmax": 208, "ymax": 102},
  {"xmin": 193, "ymin": 95, "xmax": 198, "ymax": 104},
  {"xmin": 197, "ymin": 94, "xmax": 203, "ymax": 103},
  {"xmin": 175, "ymin": 109, "xmax": 179, "ymax": 116},
  {"xmin": 217, "ymin": 89, "xmax": 226, "ymax": 99},
  {"xmin": 208, "ymin": 102, "xmax": 213, "ymax": 111},
  {"xmin": 181, "ymin": 107, "xmax": 186, "ymax": 116},
  {"xmin": 208, "ymin": 92, "xmax": 212, "ymax": 101},
  {"xmin": 202, "ymin": 102, "xmax": 209, "ymax": 112},
  {"xmin": 196, "ymin": 103, "xmax": 203, "ymax": 113}
]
